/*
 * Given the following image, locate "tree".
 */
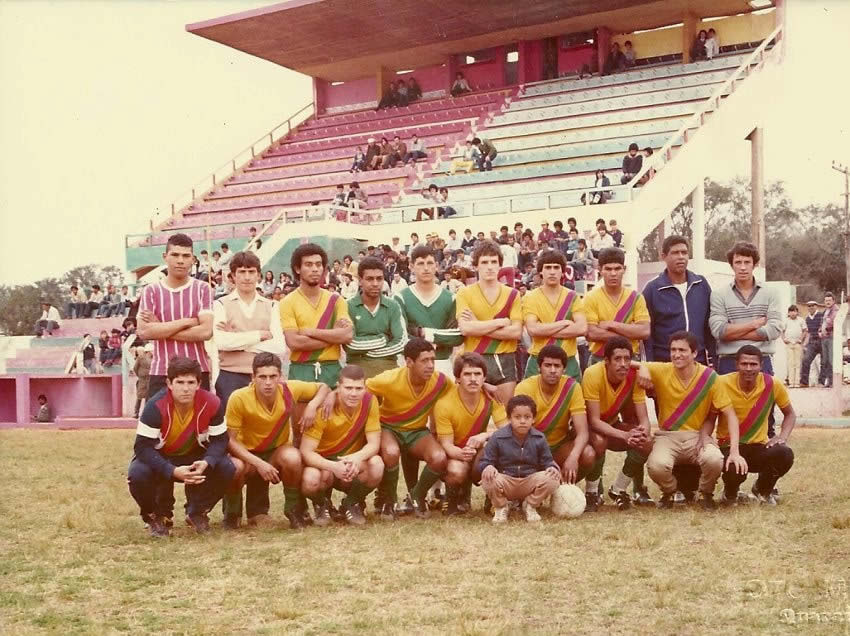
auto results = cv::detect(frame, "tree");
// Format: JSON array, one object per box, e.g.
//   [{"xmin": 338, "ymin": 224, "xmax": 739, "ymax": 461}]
[
  {"xmin": 0, "ymin": 278, "xmax": 64, "ymax": 336},
  {"xmin": 62, "ymin": 264, "xmax": 125, "ymax": 290}
]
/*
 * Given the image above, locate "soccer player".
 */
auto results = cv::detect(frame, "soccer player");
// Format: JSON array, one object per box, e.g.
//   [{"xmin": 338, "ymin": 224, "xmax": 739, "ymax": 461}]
[
  {"xmin": 213, "ymin": 251, "xmax": 286, "ymax": 407},
  {"xmin": 434, "ymin": 353, "xmax": 508, "ymax": 514},
  {"xmin": 639, "ymin": 331, "xmax": 748, "ymax": 509},
  {"xmin": 522, "ymin": 250, "xmax": 586, "ymax": 380},
  {"xmin": 223, "ymin": 352, "xmax": 329, "ymax": 529},
  {"xmin": 584, "ymin": 247, "xmax": 650, "ymax": 364},
  {"xmin": 715, "ymin": 345, "xmax": 795, "ymax": 505},
  {"xmin": 366, "ymin": 338, "xmax": 452, "ymax": 520},
  {"xmin": 515, "ymin": 345, "xmax": 605, "ymax": 511},
  {"xmin": 127, "ymin": 357, "xmax": 234, "ymax": 537},
  {"xmin": 280, "ymin": 243, "xmax": 353, "ymax": 388},
  {"xmin": 137, "ymin": 233, "xmax": 214, "ymax": 395},
  {"xmin": 582, "ymin": 336, "xmax": 653, "ymax": 509},
  {"xmin": 456, "ymin": 240, "xmax": 523, "ymax": 404},
  {"xmin": 345, "ymin": 256, "xmax": 407, "ymax": 378},
  {"xmin": 300, "ymin": 365, "xmax": 384, "ymax": 525}
]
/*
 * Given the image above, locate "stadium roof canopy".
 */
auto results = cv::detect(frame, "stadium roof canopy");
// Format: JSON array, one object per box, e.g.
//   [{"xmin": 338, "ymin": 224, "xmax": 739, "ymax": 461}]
[{"xmin": 187, "ymin": 0, "xmax": 771, "ymax": 81}]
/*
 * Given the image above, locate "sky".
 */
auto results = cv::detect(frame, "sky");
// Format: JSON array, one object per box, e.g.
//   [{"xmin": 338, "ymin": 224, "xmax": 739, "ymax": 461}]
[{"xmin": 0, "ymin": 0, "xmax": 848, "ymax": 286}]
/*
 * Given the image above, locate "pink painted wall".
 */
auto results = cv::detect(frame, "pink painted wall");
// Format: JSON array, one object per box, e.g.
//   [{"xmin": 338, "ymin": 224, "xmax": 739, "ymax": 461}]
[
  {"xmin": 519, "ymin": 40, "xmax": 544, "ymax": 84},
  {"xmin": 459, "ymin": 48, "xmax": 505, "ymax": 89},
  {"xmin": 397, "ymin": 63, "xmax": 447, "ymax": 95},
  {"xmin": 23, "ymin": 375, "xmax": 121, "ymax": 421},
  {"xmin": 321, "ymin": 75, "xmax": 378, "ymax": 110},
  {"xmin": 0, "ymin": 378, "xmax": 16, "ymax": 421},
  {"xmin": 558, "ymin": 43, "xmax": 595, "ymax": 75}
]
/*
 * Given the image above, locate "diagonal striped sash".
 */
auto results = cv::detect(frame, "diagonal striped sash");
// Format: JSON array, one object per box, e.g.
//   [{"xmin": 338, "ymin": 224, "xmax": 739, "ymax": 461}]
[
  {"xmin": 536, "ymin": 378, "xmax": 577, "ymax": 438},
  {"xmin": 600, "ymin": 368, "xmax": 637, "ymax": 424},
  {"xmin": 591, "ymin": 290, "xmax": 637, "ymax": 355},
  {"xmin": 323, "ymin": 394, "xmax": 374, "ymax": 457},
  {"xmin": 457, "ymin": 396, "xmax": 492, "ymax": 448},
  {"xmin": 252, "ymin": 383, "xmax": 295, "ymax": 452},
  {"xmin": 293, "ymin": 293, "xmax": 339, "ymax": 363},
  {"xmin": 544, "ymin": 290, "xmax": 577, "ymax": 349},
  {"xmin": 161, "ymin": 414, "xmax": 197, "ymax": 455},
  {"xmin": 659, "ymin": 368, "xmax": 716, "ymax": 431},
  {"xmin": 473, "ymin": 288, "xmax": 519, "ymax": 355},
  {"xmin": 381, "ymin": 374, "xmax": 448, "ymax": 429},
  {"xmin": 722, "ymin": 374, "xmax": 775, "ymax": 445}
]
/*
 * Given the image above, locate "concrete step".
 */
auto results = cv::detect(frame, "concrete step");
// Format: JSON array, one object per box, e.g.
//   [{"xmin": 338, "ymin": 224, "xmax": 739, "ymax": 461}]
[{"xmin": 0, "ymin": 417, "xmax": 135, "ymax": 430}]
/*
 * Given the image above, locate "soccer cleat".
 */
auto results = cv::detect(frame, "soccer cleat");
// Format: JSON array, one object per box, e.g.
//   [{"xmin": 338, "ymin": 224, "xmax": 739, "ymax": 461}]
[
  {"xmin": 699, "ymin": 493, "xmax": 717, "ymax": 511},
  {"xmin": 751, "ymin": 485, "xmax": 778, "ymax": 506},
  {"xmin": 397, "ymin": 494, "xmax": 415, "ymax": 516},
  {"xmin": 673, "ymin": 491, "xmax": 686, "ymax": 504},
  {"xmin": 657, "ymin": 493, "xmax": 674, "ymax": 509},
  {"xmin": 146, "ymin": 514, "xmax": 170, "ymax": 538},
  {"xmin": 343, "ymin": 502, "xmax": 367, "ymax": 526},
  {"xmin": 186, "ymin": 513, "xmax": 211, "ymax": 534},
  {"xmin": 771, "ymin": 486, "xmax": 781, "ymax": 500},
  {"xmin": 522, "ymin": 500, "xmax": 542, "ymax": 523},
  {"xmin": 615, "ymin": 491, "xmax": 632, "ymax": 511},
  {"xmin": 295, "ymin": 503, "xmax": 314, "ymax": 527},
  {"xmin": 328, "ymin": 501, "xmax": 344, "ymax": 523},
  {"xmin": 161, "ymin": 515, "xmax": 174, "ymax": 529},
  {"xmin": 584, "ymin": 492, "xmax": 600, "ymax": 512},
  {"xmin": 373, "ymin": 492, "xmax": 385, "ymax": 513},
  {"xmin": 491, "ymin": 506, "xmax": 509, "ymax": 524},
  {"xmin": 414, "ymin": 495, "xmax": 431, "ymax": 519},
  {"xmin": 379, "ymin": 502, "xmax": 397, "ymax": 521},
  {"xmin": 222, "ymin": 516, "xmax": 241, "ymax": 530},
  {"xmin": 719, "ymin": 493, "xmax": 738, "ymax": 507},
  {"xmin": 632, "ymin": 487, "xmax": 654, "ymax": 506},
  {"xmin": 285, "ymin": 510, "xmax": 308, "ymax": 530},
  {"xmin": 428, "ymin": 487, "xmax": 446, "ymax": 511},
  {"xmin": 606, "ymin": 486, "xmax": 620, "ymax": 502},
  {"xmin": 313, "ymin": 501, "xmax": 332, "ymax": 527}
]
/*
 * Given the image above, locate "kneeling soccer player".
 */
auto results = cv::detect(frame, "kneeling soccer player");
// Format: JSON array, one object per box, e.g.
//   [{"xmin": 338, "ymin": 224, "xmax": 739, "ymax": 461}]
[
  {"xmin": 127, "ymin": 356, "xmax": 234, "ymax": 537},
  {"xmin": 715, "ymin": 345, "xmax": 796, "ymax": 505},
  {"xmin": 515, "ymin": 345, "xmax": 606, "ymax": 511},
  {"xmin": 582, "ymin": 336, "xmax": 653, "ymax": 509},
  {"xmin": 435, "ymin": 352, "xmax": 508, "ymax": 514},
  {"xmin": 477, "ymin": 395, "xmax": 561, "ymax": 524},
  {"xmin": 300, "ymin": 365, "xmax": 384, "ymax": 525},
  {"xmin": 223, "ymin": 352, "xmax": 329, "ymax": 529}
]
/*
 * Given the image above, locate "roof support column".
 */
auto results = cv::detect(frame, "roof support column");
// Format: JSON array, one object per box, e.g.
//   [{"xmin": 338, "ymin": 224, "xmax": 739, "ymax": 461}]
[
  {"xmin": 682, "ymin": 12, "xmax": 698, "ymax": 63},
  {"xmin": 376, "ymin": 66, "xmax": 391, "ymax": 104},
  {"xmin": 447, "ymin": 54, "xmax": 459, "ymax": 93},
  {"xmin": 748, "ymin": 127, "xmax": 766, "ymax": 265},
  {"xmin": 596, "ymin": 27, "xmax": 610, "ymax": 74}
]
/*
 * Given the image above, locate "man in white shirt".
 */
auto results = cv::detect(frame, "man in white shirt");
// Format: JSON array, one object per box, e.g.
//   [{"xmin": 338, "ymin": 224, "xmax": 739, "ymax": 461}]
[
  {"xmin": 35, "ymin": 301, "xmax": 62, "ymax": 337},
  {"xmin": 218, "ymin": 243, "xmax": 234, "ymax": 271},
  {"xmin": 783, "ymin": 304, "xmax": 805, "ymax": 388},
  {"xmin": 446, "ymin": 229, "xmax": 462, "ymax": 252},
  {"xmin": 390, "ymin": 272, "xmax": 409, "ymax": 296},
  {"xmin": 64, "ymin": 286, "xmax": 86, "ymax": 319},
  {"xmin": 340, "ymin": 272, "xmax": 359, "ymax": 300},
  {"xmin": 590, "ymin": 222, "xmax": 616, "ymax": 257}
]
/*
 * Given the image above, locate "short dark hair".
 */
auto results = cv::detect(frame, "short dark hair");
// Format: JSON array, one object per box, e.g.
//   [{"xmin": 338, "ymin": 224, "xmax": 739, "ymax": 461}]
[
  {"xmin": 628, "ymin": 142, "xmax": 639, "ymax": 151},
  {"xmin": 553, "ymin": 220, "xmax": 563, "ymax": 229},
  {"xmin": 726, "ymin": 241, "xmax": 760, "ymax": 267},
  {"xmin": 165, "ymin": 233, "xmax": 193, "ymax": 252},
  {"xmin": 669, "ymin": 330, "xmax": 698, "ymax": 353},
  {"xmin": 471, "ymin": 240, "xmax": 503, "ymax": 266},
  {"xmin": 537, "ymin": 250, "xmax": 567, "ymax": 273},
  {"xmin": 604, "ymin": 336, "xmax": 633, "ymax": 359},
  {"xmin": 357, "ymin": 256, "xmax": 385, "ymax": 279},
  {"xmin": 339, "ymin": 365, "xmax": 366, "ymax": 382},
  {"xmin": 471, "ymin": 137, "xmax": 482, "ymax": 145},
  {"xmin": 37, "ymin": 394, "xmax": 47, "ymax": 401},
  {"xmin": 661, "ymin": 235, "xmax": 689, "ymax": 256},
  {"xmin": 824, "ymin": 291, "xmax": 835, "ymax": 300},
  {"xmin": 453, "ymin": 352, "xmax": 488, "ymax": 378},
  {"xmin": 403, "ymin": 337, "xmax": 434, "ymax": 362},
  {"xmin": 598, "ymin": 248, "xmax": 625, "ymax": 267},
  {"xmin": 167, "ymin": 356, "xmax": 202, "ymax": 382},
  {"xmin": 221, "ymin": 243, "xmax": 229, "ymax": 250},
  {"xmin": 788, "ymin": 304, "xmax": 798, "ymax": 312},
  {"xmin": 70, "ymin": 285, "xmax": 78, "ymax": 291},
  {"xmin": 507, "ymin": 394, "xmax": 537, "ymax": 418},
  {"xmin": 735, "ymin": 344, "xmax": 763, "ymax": 362},
  {"xmin": 229, "ymin": 251, "xmax": 261, "ymax": 273},
  {"xmin": 410, "ymin": 244, "xmax": 436, "ymax": 263},
  {"xmin": 252, "ymin": 352, "xmax": 282, "ymax": 373},
  {"xmin": 291, "ymin": 243, "xmax": 328, "ymax": 279},
  {"xmin": 537, "ymin": 344, "xmax": 568, "ymax": 368},
  {"xmin": 92, "ymin": 284, "xmax": 101, "ymax": 291},
  {"xmin": 567, "ymin": 217, "xmax": 577, "ymax": 225}
]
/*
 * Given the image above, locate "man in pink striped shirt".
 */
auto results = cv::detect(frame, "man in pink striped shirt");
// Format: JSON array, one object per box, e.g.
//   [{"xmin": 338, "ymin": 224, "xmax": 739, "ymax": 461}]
[{"xmin": 137, "ymin": 233, "xmax": 214, "ymax": 397}]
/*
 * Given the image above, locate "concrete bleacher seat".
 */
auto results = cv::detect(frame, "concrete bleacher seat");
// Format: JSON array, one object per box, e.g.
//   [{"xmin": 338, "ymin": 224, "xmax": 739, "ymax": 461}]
[{"xmin": 210, "ymin": 166, "xmax": 410, "ymax": 199}]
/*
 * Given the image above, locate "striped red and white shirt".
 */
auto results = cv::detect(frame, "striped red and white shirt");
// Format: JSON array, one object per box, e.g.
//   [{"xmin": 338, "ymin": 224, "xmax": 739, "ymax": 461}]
[{"xmin": 140, "ymin": 278, "xmax": 213, "ymax": 376}]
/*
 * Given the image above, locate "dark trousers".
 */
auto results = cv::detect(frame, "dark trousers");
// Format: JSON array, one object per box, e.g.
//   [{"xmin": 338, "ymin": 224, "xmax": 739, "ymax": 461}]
[
  {"xmin": 127, "ymin": 451, "xmax": 235, "ymax": 520},
  {"xmin": 148, "ymin": 372, "xmax": 211, "ymax": 397},
  {"xmin": 819, "ymin": 337, "xmax": 834, "ymax": 386},
  {"xmin": 717, "ymin": 355, "xmax": 775, "ymax": 438},
  {"xmin": 800, "ymin": 341, "xmax": 821, "ymax": 386},
  {"xmin": 403, "ymin": 150, "xmax": 427, "ymax": 163},
  {"xmin": 64, "ymin": 302, "xmax": 86, "ymax": 319},
  {"xmin": 721, "ymin": 443, "xmax": 794, "ymax": 497},
  {"xmin": 35, "ymin": 320, "xmax": 59, "ymax": 336},
  {"xmin": 214, "ymin": 370, "xmax": 252, "ymax": 410}
]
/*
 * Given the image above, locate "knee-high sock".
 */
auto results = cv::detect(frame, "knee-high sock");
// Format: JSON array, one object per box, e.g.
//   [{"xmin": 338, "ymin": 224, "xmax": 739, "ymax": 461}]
[
  {"xmin": 411, "ymin": 466, "xmax": 442, "ymax": 501},
  {"xmin": 342, "ymin": 479, "xmax": 375, "ymax": 507},
  {"xmin": 623, "ymin": 449, "xmax": 647, "ymax": 490},
  {"xmin": 401, "ymin": 453, "xmax": 419, "ymax": 491},
  {"xmin": 378, "ymin": 465, "xmax": 400, "ymax": 504},
  {"xmin": 222, "ymin": 490, "xmax": 243, "ymax": 519},
  {"xmin": 283, "ymin": 486, "xmax": 301, "ymax": 514}
]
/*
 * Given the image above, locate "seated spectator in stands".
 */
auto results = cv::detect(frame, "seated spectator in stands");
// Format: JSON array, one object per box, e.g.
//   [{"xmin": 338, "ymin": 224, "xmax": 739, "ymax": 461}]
[
  {"xmin": 382, "ymin": 135, "xmax": 407, "ymax": 169},
  {"xmin": 621, "ymin": 142, "xmax": 643, "ymax": 184},
  {"xmin": 347, "ymin": 181, "xmax": 368, "ymax": 209},
  {"xmin": 408, "ymin": 77, "xmax": 422, "ymax": 101},
  {"xmin": 499, "ymin": 225, "xmax": 511, "ymax": 243},
  {"xmin": 586, "ymin": 168, "xmax": 611, "ymax": 204},
  {"xmin": 197, "ymin": 250, "xmax": 210, "ymax": 281},
  {"xmin": 396, "ymin": 80, "xmax": 410, "ymax": 107},
  {"xmin": 705, "ymin": 28, "xmax": 719, "ymax": 59},
  {"xmin": 477, "ymin": 231, "xmax": 486, "ymax": 243},
  {"xmin": 350, "ymin": 146, "xmax": 367, "ymax": 173},
  {"xmin": 446, "ymin": 229, "xmax": 462, "ymax": 252},
  {"xmin": 101, "ymin": 328, "xmax": 123, "ymax": 367},
  {"xmin": 35, "ymin": 301, "xmax": 61, "ymax": 337},
  {"xmin": 572, "ymin": 239, "xmax": 594, "ymax": 279},
  {"xmin": 449, "ymin": 139, "xmax": 478, "ymax": 174},
  {"xmin": 565, "ymin": 228, "xmax": 580, "ymax": 261},
  {"xmin": 442, "ymin": 270, "xmax": 464, "ymax": 295},
  {"xmin": 85, "ymin": 284, "xmax": 103, "ymax": 318},
  {"xmin": 590, "ymin": 221, "xmax": 616, "ymax": 257},
  {"xmin": 272, "ymin": 287, "xmax": 283, "ymax": 301},
  {"xmin": 552, "ymin": 220, "xmax": 569, "ymax": 254},
  {"xmin": 691, "ymin": 30, "xmax": 708, "ymax": 61},
  {"xmin": 260, "ymin": 271, "xmax": 276, "ymax": 297},
  {"xmin": 120, "ymin": 317, "xmax": 137, "ymax": 344},
  {"xmin": 96, "ymin": 284, "xmax": 119, "ymax": 318},
  {"xmin": 279, "ymin": 271, "xmax": 291, "ymax": 288},
  {"xmin": 119, "ymin": 285, "xmax": 133, "ymax": 317},
  {"xmin": 404, "ymin": 133, "xmax": 427, "ymax": 164},
  {"xmin": 512, "ymin": 222, "xmax": 524, "ymax": 244},
  {"xmin": 415, "ymin": 184, "xmax": 440, "ymax": 221},
  {"xmin": 218, "ymin": 243, "xmax": 234, "ymax": 271},
  {"xmin": 33, "ymin": 394, "xmax": 51, "ymax": 423},
  {"xmin": 471, "ymin": 137, "xmax": 498, "ymax": 171},
  {"xmin": 364, "ymin": 137, "xmax": 381, "ymax": 170},
  {"xmin": 369, "ymin": 137, "xmax": 390, "ymax": 170},
  {"xmin": 77, "ymin": 333, "xmax": 96, "ymax": 374},
  {"xmin": 606, "ymin": 219, "xmax": 622, "ymax": 248},
  {"xmin": 623, "ymin": 41, "xmax": 636, "ymax": 68},
  {"xmin": 461, "ymin": 228, "xmax": 477, "ymax": 252},
  {"xmin": 377, "ymin": 80, "xmax": 399, "ymax": 109},
  {"xmin": 638, "ymin": 147, "xmax": 656, "ymax": 185},
  {"xmin": 603, "ymin": 42, "xmax": 626, "ymax": 75},
  {"xmin": 390, "ymin": 272, "xmax": 409, "ymax": 295},
  {"xmin": 450, "ymin": 72, "xmax": 471, "ymax": 97},
  {"xmin": 538, "ymin": 221, "xmax": 555, "ymax": 246},
  {"xmin": 332, "ymin": 184, "xmax": 348, "ymax": 208},
  {"xmin": 518, "ymin": 230, "xmax": 537, "ymax": 270},
  {"xmin": 65, "ymin": 285, "xmax": 86, "ymax": 319}
]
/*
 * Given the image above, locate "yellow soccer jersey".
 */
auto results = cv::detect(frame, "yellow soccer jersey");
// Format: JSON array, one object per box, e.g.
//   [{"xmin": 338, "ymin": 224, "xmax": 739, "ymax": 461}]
[
  {"xmin": 646, "ymin": 362, "xmax": 730, "ymax": 433},
  {"xmin": 515, "ymin": 375, "xmax": 585, "ymax": 450},
  {"xmin": 434, "ymin": 385, "xmax": 508, "ymax": 446},
  {"xmin": 366, "ymin": 366, "xmax": 453, "ymax": 432},
  {"xmin": 455, "ymin": 283, "xmax": 522, "ymax": 355},
  {"xmin": 522, "ymin": 286, "xmax": 584, "ymax": 357},
  {"xmin": 583, "ymin": 286, "xmax": 650, "ymax": 356},
  {"xmin": 716, "ymin": 372, "xmax": 790, "ymax": 446},
  {"xmin": 303, "ymin": 393, "xmax": 381, "ymax": 457},
  {"xmin": 581, "ymin": 361, "xmax": 646, "ymax": 423},
  {"xmin": 226, "ymin": 381, "xmax": 319, "ymax": 451},
  {"xmin": 279, "ymin": 288, "xmax": 350, "ymax": 363}
]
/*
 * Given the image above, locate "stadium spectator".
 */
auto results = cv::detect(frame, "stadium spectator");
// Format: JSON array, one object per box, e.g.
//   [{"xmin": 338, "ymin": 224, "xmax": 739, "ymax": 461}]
[
  {"xmin": 461, "ymin": 228, "xmax": 476, "ymax": 252},
  {"xmin": 364, "ymin": 138, "xmax": 381, "ymax": 170},
  {"xmin": 350, "ymin": 146, "xmax": 366, "ymax": 173},
  {"xmin": 446, "ymin": 229, "xmax": 462, "ymax": 252},
  {"xmin": 783, "ymin": 304, "xmax": 805, "ymax": 388},
  {"xmin": 332, "ymin": 184, "xmax": 347, "ymax": 208},
  {"xmin": 35, "ymin": 300, "xmax": 61, "ymax": 337},
  {"xmin": 407, "ymin": 77, "xmax": 422, "ymax": 101},
  {"xmin": 85, "ymin": 284, "xmax": 104, "ymax": 318},
  {"xmin": 396, "ymin": 79, "xmax": 410, "ymax": 107},
  {"xmin": 78, "ymin": 333, "xmax": 96, "ymax": 374},
  {"xmin": 538, "ymin": 221, "xmax": 554, "ymax": 245},
  {"xmin": 377, "ymin": 80, "xmax": 399, "ymax": 109},
  {"xmin": 32, "ymin": 394, "xmax": 51, "ymax": 423},
  {"xmin": 118, "ymin": 285, "xmax": 133, "ymax": 317},
  {"xmin": 64, "ymin": 285, "xmax": 86, "ymax": 319},
  {"xmin": 590, "ymin": 221, "xmax": 615, "ymax": 257},
  {"xmin": 588, "ymin": 169, "xmax": 611, "ymax": 204},
  {"xmin": 623, "ymin": 40, "xmax": 636, "ymax": 68},
  {"xmin": 551, "ymin": 220, "xmax": 568, "ymax": 254},
  {"xmin": 512, "ymin": 222, "xmax": 525, "ymax": 244},
  {"xmin": 603, "ymin": 42, "xmax": 626, "ymax": 75},
  {"xmin": 449, "ymin": 139, "xmax": 477, "ymax": 175},
  {"xmin": 565, "ymin": 228, "xmax": 580, "ymax": 260},
  {"xmin": 415, "ymin": 184, "xmax": 440, "ymax": 221},
  {"xmin": 390, "ymin": 272, "xmax": 408, "ymax": 295},
  {"xmin": 518, "ymin": 230, "xmax": 537, "ymax": 270},
  {"xmin": 637, "ymin": 147, "xmax": 656, "ymax": 185},
  {"xmin": 133, "ymin": 343, "xmax": 153, "ymax": 417},
  {"xmin": 217, "ymin": 244, "xmax": 233, "ymax": 272},
  {"xmin": 499, "ymin": 235, "xmax": 519, "ymax": 284},
  {"xmin": 572, "ymin": 239, "xmax": 594, "ymax": 280},
  {"xmin": 690, "ymin": 30, "xmax": 708, "ymax": 61},
  {"xmin": 382, "ymin": 135, "xmax": 407, "ymax": 169},
  {"xmin": 818, "ymin": 292, "xmax": 839, "ymax": 387},
  {"xmin": 620, "ymin": 142, "xmax": 643, "ymax": 184},
  {"xmin": 705, "ymin": 28, "xmax": 719, "ymax": 59},
  {"xmin": 261, "ymin": 271, "xmax": 276, "ymax": 296},
  {"xmin": 450, "ymin": 72, "xmax": 471, "ymax": 96},
  {"xmin": 403, "ymin": 133, "xmax": 427, "ymax": 164},
  {"xmin": 97, "ymin": 284, "xmax": 122, "ymax": 318},
  {"xmin": 609, "ymin": 220, "xmax": 623, "ymax": 247},
  {"xmin": 800, "ymin": 301, "xmax": 823, "ymax": 386},
  {"xmin": 471, "ymin": 137, "xmax": 497, "ymax": 171},
  {"xmin": 347, "ymin": 182, "xmax": 368, "ymax": 209}
]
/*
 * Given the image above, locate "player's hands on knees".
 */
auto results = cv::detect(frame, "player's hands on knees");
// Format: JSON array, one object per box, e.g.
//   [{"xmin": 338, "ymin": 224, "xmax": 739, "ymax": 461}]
[
  {"xmin": 725, "ymin": 453, "xmax": 748, "ymax": 475},
  {"xmin": 334, "ymin": 460, "xmax": 356, "ymax": 483},
  {"xmin": 627, "ymin": 428, "xmax": 648, "ymax": 448},
  {"xmin": 256, "ymin": 460, "xmax": 281, "ymax": 484},
  {"xmin": 545, "ymin": 466, "xmax": 562, "ymax": 483},
  {"xmin": 561, "ymin": 457, "xmax": 578, "ymax": 484},
  {"xmin": 173, "ymin": 465, "xmax": 205, "ymax": 485},
  {"xmin": 481, "ymin": 465, "xmax": 497, "ymax": 485}
]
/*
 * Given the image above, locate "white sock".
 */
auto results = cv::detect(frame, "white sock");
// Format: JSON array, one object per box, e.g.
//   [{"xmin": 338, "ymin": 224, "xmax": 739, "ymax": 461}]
[
  {"xmin": 613, "ymin": 471, "xmax": 632, "ymax": 494},
  {"xmin": 585, "ymin": 479, "xmax": 599, "ymax": 494}
]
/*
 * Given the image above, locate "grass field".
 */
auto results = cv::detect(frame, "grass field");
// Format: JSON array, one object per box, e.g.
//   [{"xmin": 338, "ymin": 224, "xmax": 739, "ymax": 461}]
[{"xmin": 2, "ymin": 428, "xmax": 849, "ymax": 635}]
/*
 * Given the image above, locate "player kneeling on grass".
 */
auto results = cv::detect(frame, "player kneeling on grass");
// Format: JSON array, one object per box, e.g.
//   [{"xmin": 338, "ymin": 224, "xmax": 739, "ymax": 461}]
[
  {"xmin": 223, "ymin": 352, "xmax": 329, "ymax": 529},
  {"xmin": 582, "ymin": 336, "xmax": 653, "ymax": 510},
  {"xmin": 477, "ymin": 395, "xmax": 561, "ymax": 524},
  {"xmin": 435, "ymin": 353, "xmax": 508, "ymax": 515},
  {"xmin": 300, "ymin": 365, "xmax": 384, "ymax": 526},
  {"xmin": 128, "ymin": 356, "xmax": 234, "ymax": 537}
]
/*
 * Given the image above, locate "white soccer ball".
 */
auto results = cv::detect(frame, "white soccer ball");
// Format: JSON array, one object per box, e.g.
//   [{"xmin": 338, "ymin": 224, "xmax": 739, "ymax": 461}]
[{"xmin": 550, "ymin": 483, "xmax": 586, "ymax": 518}]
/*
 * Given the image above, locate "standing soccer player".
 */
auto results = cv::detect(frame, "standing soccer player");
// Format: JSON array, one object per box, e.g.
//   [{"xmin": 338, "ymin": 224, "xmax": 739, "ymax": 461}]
[
  {"xmin": 522, "ymin": 250, "xmax": 587, "ymax": 380},
  {"xmin": 280, "ymin": 243, "xmax": 353, "ymax": 388},
  {"xmin": 584, "ymin": 248, "xmax": 650, "ymax": 364},
  {"xmin": 137, "ymin": 233, "xmax": 214, "ymax": 395},
  {"xmin": 456, "ymin": 240, "xmax": 523, "ymax": 404},
  {"xmin": 434, "ymin": 353, "xmax": 508, "ymax": 514}
]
